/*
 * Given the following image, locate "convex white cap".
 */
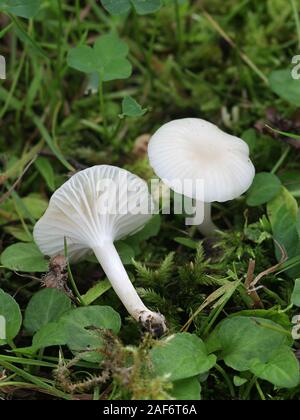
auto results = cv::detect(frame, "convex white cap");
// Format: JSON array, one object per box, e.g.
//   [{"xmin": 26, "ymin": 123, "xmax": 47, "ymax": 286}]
[
  {"xmin": 148, "ymin": 118, "xmax": 255, "ymax": 203},
  {"xmin": 34, "ymin": 165, "xmax": 154, "ymax": 261}
]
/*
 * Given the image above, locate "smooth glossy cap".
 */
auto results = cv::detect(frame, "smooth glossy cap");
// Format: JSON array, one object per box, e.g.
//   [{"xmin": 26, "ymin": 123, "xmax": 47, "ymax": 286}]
[
  {"xmin": 34, "ymin": 165, "xmax": 153, "ymax": 261},
  {"xmin": 148, "ymin": 118, "xmax": 255, "ymax": 203}
]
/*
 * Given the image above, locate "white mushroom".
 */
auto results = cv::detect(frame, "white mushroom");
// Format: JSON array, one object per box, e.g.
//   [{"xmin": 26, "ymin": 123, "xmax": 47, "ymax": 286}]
[
  {"xmin": 148, "ymin": 118, "xmax": 255, "ymax": 236},
  {"xmin": 33, "ymin": 165, "xmax": 167, "ymax": 336}
]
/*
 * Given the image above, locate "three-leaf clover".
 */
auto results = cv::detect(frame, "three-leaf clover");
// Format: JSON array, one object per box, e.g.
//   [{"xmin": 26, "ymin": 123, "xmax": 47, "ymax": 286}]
[
  {"xmin": 121, "ymin": 96, "xmax": 147, "ymax": 117},
  {"xmin": 67, "ymin": 33, "xmax": 132, "ymax": 82}
]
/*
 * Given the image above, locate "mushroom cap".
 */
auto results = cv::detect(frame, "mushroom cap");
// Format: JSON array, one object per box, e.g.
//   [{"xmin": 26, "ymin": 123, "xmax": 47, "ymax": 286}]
[
  {"xmin": 148, "ymin": 118, "xmax": 255, "ymax": 203},
  {"xmin": 34, "ymin": 165, "xmax": 153, "ymax": 261}
]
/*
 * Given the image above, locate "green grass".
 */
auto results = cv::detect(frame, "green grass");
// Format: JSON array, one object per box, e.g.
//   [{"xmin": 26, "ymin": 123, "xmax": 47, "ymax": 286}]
[{"xmin": 1, "ymin": 0, "xmax": 300, "ymax": 400}]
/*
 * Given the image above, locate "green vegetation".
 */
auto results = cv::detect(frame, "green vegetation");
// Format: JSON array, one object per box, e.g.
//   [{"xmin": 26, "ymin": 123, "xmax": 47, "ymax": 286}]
[{"xmin": 1, "ymin": 0, "xmax": 300, "ymax": 400}]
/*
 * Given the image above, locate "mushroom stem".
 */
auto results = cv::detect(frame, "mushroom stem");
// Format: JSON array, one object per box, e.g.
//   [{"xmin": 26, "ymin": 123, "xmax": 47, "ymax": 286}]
[
  {"xmin": 93, "ymin": 241, "xmax": 167, "ymax": 337},
  {"xmin": 195, "ymin": 201, "xmax": 218, "ymax": 236}
]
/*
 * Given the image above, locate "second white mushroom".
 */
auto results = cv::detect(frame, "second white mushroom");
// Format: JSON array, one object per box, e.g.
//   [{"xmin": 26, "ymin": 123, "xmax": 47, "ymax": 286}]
[{"xmin": 148, "ymin": 118, "xmax": 255, "ymax": 235}]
